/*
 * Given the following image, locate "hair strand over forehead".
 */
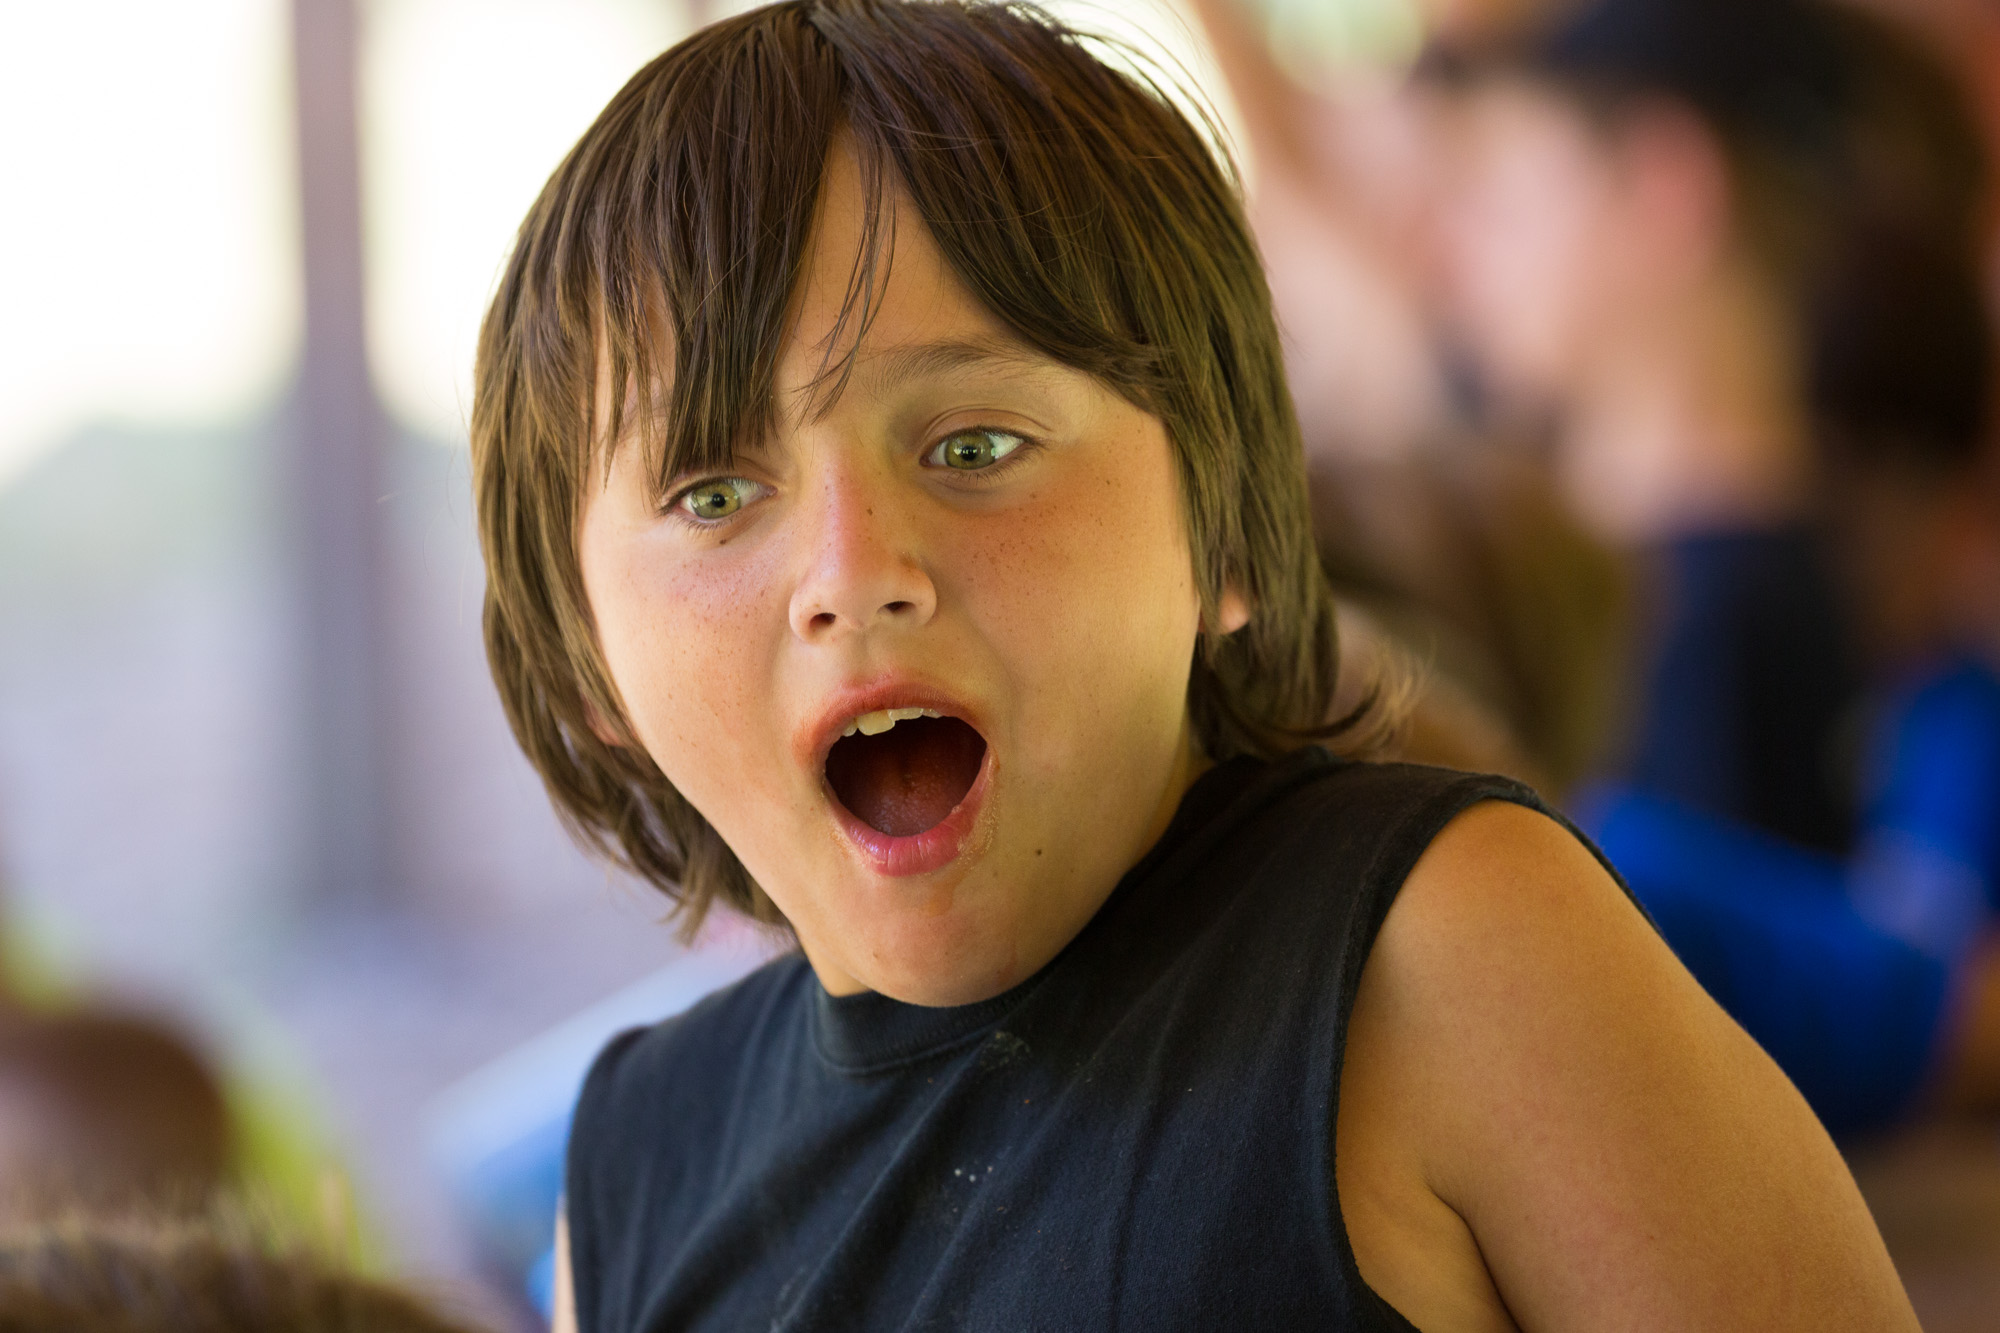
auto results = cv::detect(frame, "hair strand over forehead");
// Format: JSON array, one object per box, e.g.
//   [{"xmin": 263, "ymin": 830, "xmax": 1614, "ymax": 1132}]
[{"xmin": 472, "ymin": 0, "xmax": 1369, "ymax": 932}]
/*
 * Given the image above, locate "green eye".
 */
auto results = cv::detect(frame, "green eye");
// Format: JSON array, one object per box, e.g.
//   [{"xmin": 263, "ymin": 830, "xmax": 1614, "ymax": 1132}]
[
  {"xmin": 676, "ymin": 477, "xmax": 760, "ymax": 521},
  {"xmin": 929, "ymin": 428, "xmax": 1025, "ymax": 471}
]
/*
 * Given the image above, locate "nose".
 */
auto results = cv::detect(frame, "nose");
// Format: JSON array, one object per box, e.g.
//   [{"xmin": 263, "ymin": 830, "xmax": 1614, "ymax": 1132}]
[{"xmin": 787, "ymin": 464, "xmax": 937, "ymax": 644}]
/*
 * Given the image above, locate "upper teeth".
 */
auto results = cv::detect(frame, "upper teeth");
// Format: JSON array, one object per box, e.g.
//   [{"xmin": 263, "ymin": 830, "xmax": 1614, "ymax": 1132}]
[{"xmin": 842, "ymin": 706, "xmax": 941, "ymax": 738}]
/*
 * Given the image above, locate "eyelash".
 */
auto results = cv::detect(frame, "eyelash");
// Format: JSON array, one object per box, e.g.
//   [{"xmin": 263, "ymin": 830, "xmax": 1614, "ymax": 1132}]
[
  {"xmin": 923, "ymin": 426, "xmax": 1035, "ymax": 479},
  {"xmin": 662, "ymin": 426, "xmax": 1038, "ymax": 528},
  {"xmin": 664, "ymin": 475, "xmax": 767, "ymax": 528}
]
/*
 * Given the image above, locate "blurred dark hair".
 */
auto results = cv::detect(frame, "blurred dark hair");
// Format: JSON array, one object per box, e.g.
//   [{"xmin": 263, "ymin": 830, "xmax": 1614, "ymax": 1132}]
[
  {"xmin": 473, "ymin": 0, "xmax": 1367, "ymax": 931},
  {"xmin": 1437, "ymin": 1, "xmax": 1971, "ymax": 280},
  {"xmin": 1530, "ymin": 0, "xmax": 1851, "ymax": 156},
  {"xmin": 1809, "ymin": 226, "xmax": 1993, "ymax": 473},
  {"xmin": 0, "ymin": 1010, "xmax": 232, "ymax": 1222},
  {"xmin": 0, "ymin": 1212, "xmax": 491, "ymax": 1333},
  {"xmin": 1800, "ymin": 4, "xmax": 1992, "ymax": 474},
  {"xmin": 1431, "ymin": 0, "xmax": 1994, "ymax": 469}
]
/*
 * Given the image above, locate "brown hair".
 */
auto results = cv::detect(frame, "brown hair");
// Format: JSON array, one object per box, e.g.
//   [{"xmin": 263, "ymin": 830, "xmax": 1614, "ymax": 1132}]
[
  {"xmin": 1430, "ymin": 0, "xmax": 1989, "ymax": 358},
  {"xmin": 0, "ymin": 1212, "xmax": 491, "ymax": 1333},
  {"xmin": 0, "ymin": 1010, "xmax": 233, "ymax": 1224},
  {"xmin": 473, "ymin": 0, "xmax": 1363, "ymax": 931}
]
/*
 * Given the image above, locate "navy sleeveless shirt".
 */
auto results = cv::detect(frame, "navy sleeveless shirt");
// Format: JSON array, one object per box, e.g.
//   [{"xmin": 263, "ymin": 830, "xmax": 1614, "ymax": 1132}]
[{"xmin": 567, "ymin": 751, "xmax": 1551, "ymax": 1331}]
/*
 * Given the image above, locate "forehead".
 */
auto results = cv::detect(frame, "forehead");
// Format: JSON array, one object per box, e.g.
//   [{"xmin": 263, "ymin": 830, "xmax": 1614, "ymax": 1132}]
[
  {"xmin": 780, "ymin": 140, "xmax": 1046, "ymax": 398},
  {"xmin": 1445, "ymin": 77, "xmax": 1626, "ymax": 204},
  {"xmin": 1460, "ymin": 77, "xmax": 1593, "ymax": 148},
  {"xmin": 604, "ymin": 139, "xmax": 1072, "ymax": 482}
]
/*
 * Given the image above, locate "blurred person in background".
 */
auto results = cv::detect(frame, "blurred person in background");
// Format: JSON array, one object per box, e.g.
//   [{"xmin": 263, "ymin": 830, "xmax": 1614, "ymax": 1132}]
[
  {"xmin": 1428, "ymin": 0, "xmax": 2000, "ymax": 1133},
  {"xmin": 1801, "ymin": 222, "xmax": 2000, "ymax": 1119},
  {"xmin": 1199, "ymin": 0, "xmax": 2000, "ymax": 1133},
  {"xmin": 1436, "ymin": 0, "xmax": 1903, "ymax": 843},
  {"xmin": 1190, "ymin": 0, "xmax": 1564, "ymax": 461},
  {"xmin": 1194, "ymin": 0, "xmax": 1633, "ymax": 797}
]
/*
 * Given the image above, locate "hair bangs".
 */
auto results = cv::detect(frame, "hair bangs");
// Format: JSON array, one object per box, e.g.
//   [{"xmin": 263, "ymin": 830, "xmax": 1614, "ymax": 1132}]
[
  {"xmin": 474, "ymin": 0, "xmax": 1365, "ymax": 931},
  {"xmin": 578, "ymin": 5, "xmax": 860, "ymax": 500}
]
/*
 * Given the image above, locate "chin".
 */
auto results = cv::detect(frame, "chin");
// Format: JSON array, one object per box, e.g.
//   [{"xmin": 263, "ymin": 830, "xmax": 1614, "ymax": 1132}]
[{"xmin": 827, "ymin": 881, "xmax": 1038, "ymax": 1007}]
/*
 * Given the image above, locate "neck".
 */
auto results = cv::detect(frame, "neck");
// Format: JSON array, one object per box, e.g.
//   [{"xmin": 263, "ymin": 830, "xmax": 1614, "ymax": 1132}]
[
  {"xmin": 1558, "ymin": 257, "xmax": 1810, "ymax": 545},
  {"xmin": 1145, "ymin": 721, "xmax": 1214, "ymax": 850}
]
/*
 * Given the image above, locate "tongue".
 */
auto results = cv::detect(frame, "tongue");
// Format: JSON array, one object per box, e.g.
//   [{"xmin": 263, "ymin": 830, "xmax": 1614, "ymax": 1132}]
[{"xmin": 825, "ymin": 716, "xmax": 986, "ymax": 837}]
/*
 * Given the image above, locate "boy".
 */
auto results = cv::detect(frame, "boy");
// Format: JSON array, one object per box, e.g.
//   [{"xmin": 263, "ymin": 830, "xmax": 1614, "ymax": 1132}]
[{"xmin": 471, "ymin": 1, "xmax": 1916, "ymax": 1327}]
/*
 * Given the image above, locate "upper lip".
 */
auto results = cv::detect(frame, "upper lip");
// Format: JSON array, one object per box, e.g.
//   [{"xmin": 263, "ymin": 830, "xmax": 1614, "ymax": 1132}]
[{"xmin": 796, "ymin": 676, "xmax": 989, "ymax": 777}]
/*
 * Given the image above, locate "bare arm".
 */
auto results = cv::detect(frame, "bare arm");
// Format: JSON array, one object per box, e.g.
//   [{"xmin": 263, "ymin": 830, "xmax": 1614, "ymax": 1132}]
[
  {"xmin": 553, "ymin": 1205, "xmax": 578, "ymax": 1333},
  {"xmin": 1338, "ymin": 801, "xmax": 1918, "ymax": 1330}
]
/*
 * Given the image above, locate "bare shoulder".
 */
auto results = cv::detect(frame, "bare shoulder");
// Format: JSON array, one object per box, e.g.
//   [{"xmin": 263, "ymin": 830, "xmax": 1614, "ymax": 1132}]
[{"xmin": 1336, "ymin": 798, "xmax": 1918, "ymax": 1332}]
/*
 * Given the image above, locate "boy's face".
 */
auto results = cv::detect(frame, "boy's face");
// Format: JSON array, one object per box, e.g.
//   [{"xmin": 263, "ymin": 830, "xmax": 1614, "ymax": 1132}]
[
  {"xmin": 1438, "ymin": 80, "xmax": 1624, "ymax": 406},
  {"xmin": 579, "ymin": 141, "xmax": 1220, "ymax": 1006}
]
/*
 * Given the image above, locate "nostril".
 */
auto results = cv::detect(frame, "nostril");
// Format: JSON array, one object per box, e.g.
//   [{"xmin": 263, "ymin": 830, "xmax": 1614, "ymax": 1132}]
[{"xmin": 884, "ymin": 600, "xmax": 913, "ymax": 615}]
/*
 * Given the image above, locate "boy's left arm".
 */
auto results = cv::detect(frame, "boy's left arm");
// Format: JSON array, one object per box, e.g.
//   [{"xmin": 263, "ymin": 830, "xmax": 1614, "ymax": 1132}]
[{"xmin": 1337, "ymin": 800, "xmax": 1919, "ymax": 1332}]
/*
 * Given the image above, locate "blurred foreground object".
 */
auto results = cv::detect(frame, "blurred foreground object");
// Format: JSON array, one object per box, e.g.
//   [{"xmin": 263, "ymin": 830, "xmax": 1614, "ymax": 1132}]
[
  {"xmin": 0, "ymin": 1009, "xmax": 232, "ymax": 1225},
  {"xmin": 0, "ymin": 1210, "xmax": 492, "ymax": 1333}
]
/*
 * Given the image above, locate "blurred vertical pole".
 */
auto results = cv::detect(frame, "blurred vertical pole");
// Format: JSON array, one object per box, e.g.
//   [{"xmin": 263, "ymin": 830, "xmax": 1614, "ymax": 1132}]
[{"xmin": 289, "ymin": 0, "xmax": 389, "ymax": 905}]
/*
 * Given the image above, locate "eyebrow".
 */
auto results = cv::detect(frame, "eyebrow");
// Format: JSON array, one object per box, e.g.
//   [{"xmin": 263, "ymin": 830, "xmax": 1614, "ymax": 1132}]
[
  {"xmin": 850, "ymin": 337, "xmax": 1050, "ymax": 392},
  {"xmin": 632, "ymin": 339, "xmax": 1047, "ymax": 487},
  {"xmin": 752, "ymin": 335, "xmax": 1058, "ymax": 462}
]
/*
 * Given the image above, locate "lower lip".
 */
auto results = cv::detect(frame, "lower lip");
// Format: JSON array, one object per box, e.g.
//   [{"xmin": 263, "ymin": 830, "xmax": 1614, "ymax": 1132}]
[{"xmin": 830, "ymin": 747, "xmax": 993, "ymax": 878}]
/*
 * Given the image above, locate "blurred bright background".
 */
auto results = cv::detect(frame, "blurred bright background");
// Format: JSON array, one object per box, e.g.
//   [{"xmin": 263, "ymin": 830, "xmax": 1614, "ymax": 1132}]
[{"xmin": 0, "ymin": 0, "xmax": 716, "ymax": 1305}]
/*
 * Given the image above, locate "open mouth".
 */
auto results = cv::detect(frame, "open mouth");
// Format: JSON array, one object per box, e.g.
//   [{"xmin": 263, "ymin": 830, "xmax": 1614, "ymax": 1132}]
[{"xmin": 824, "ymin": 710, "xmax": 987, "ymax": 838}]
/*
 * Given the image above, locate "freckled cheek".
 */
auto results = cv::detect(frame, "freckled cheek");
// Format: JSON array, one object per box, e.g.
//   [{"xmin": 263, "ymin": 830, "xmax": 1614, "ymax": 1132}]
[
  {"xmin": 594, "ymin": 542, "xmax": 790, "ymax": 789},
  {"xmin": 946, "ymin": 458, "xmax": 1197, "ymax": 695}
]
